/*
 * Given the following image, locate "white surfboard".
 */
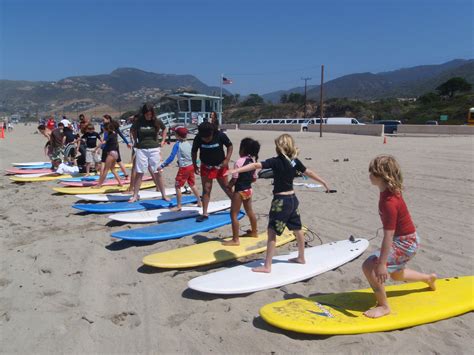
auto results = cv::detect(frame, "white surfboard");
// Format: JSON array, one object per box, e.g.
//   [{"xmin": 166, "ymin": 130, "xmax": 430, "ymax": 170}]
[
  {"xmin": 188, "ymin": 237, "xmax": 369, "ymax": 294},
  {"xmin": 294, "ymin": 182, "xmax": 322, "ymax": 188},
  {"xmin": 75, "ymin": 188, "xmax": 184, "ymax": 202},
  {"xmin": 12, "ymin": 161, "xmax": 50, "ymax": 167},
  {"xmin": 109, "ymin": 200, "xmax": 231, "ymax": 223}
]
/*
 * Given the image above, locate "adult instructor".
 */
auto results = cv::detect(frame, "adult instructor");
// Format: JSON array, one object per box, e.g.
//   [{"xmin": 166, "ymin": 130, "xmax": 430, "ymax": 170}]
[{"xmin": 129, "ymin": 103, "xmax": 169, "ymax": 202}]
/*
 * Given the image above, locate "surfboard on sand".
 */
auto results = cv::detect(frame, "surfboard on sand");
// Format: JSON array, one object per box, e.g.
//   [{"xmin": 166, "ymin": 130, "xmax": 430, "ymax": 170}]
[
  {"xmin": 259, "ymin": 276, "xmax": 474, "ymax": 335},
  {"xmin": 188, "ymin": 238, "xmax": 369, "ymax": 294},
  {"xmin": 110, "ymin": 200, "xmax": 231, "ymax": 223},
  {"xmin": 60, "ymin": 176, "xmax": 151, "ymax": 187},
  {"xmin": 53, "ymin": 181, "xmax": 155, "ymax": 194},
  {"xmin": 5, "ymin": 168, "xmax": 54, "ymax": 175},
  {"xmin": 111, "ymin": 211, "xmax": 245, "ymax": 242},
  {"xmin": 58, "ymin": 172, "xmax": 124, "ymax": 182},
  {"xmin": 75, "ymin": 188, "xmax": 181, "ymax": 202},
  {"xmin": 10, "ymin": 173, "xmax": 77, "ymax": 182},
  {"xmin": 73, "ymin": 195, "xmax": 197, "ymax": 213},
  {"xmin": 12, "ymin": 161, "xmax": 50, "ymax": 167},
  {"xmin": 143, "ymin": 227, "xmax": 295, "ymax": 268}
]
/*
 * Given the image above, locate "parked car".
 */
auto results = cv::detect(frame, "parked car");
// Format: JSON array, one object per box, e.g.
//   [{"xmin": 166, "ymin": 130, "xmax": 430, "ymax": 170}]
[
  {"xmin": 325, "ymin": 117, "xmax": 364, "ymax": 125},
  {"xmin": 425, "ymin": 120, "xmax": 439, "ymax": 125},
  {"xmin": 375, "ymin": 120, "xmax": 402, "ymax": 134}
]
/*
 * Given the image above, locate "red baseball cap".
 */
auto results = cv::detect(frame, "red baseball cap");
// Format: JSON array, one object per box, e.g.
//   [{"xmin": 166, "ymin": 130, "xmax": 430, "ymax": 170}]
[{"xmin": 175, "ymin": 127, "xmax": 188, "ymax": 137}]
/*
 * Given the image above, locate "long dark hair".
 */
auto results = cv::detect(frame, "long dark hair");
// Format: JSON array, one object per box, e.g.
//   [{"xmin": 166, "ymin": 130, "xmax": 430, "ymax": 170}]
[{"xmin": 140, "ymin": 103, "xmax": 163, "ymax": 133}]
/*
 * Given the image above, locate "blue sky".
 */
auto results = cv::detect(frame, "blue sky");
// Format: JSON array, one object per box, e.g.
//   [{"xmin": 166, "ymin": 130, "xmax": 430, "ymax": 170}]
[{"xmin": 1, "ymin": 0, "xmax": 472, "ymax": 94}]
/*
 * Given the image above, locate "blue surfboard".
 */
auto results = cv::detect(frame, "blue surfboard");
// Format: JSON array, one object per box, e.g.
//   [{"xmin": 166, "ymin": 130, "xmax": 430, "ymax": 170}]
[
  {"xmin": 19, "ymin": 163, "xmax": 52, "ymax": 169},
  {"xmin": 73, "ymin": 195, "xmax": 198, "ymax": 213},
  {"xmin": 111, "ymin": 211, "xmax": 245, "ymax": 241},
  {"xmin": 59, "ymin": 172, "xmax": 124, "ymax": 182}
]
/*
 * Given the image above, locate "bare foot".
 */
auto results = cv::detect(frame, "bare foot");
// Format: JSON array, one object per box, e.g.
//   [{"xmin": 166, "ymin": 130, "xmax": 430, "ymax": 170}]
[
  {"xmin": 128, "ymin": 197, "xmax": 139, "ymax": 203},
  {"xmin": 252, "ymin": 266, "xmax": 271, "ymax": 273},
  {"xmin": 170, "ymin": 206, "xmax": 182, "ymax": 212},
  {"xmin": 289, "ymin": 257, "xmax": 306, "ymax": 264},
  {"xmin": 426, "ymin": 273, "xmax": 437, "ymax": 291},
  {"xmin": 244, "ymin": 229, "xmax": 258, "ymax": 238},
  {"xmin": 196, "ymin": 203, "xmax": 203, "ymax": 208},
  {"xmin": 222, "ymin": 240, "xmax": 240, "ymax": 246},
  {"xmin": 364, "ymin": 305, "xmax": 390, "ymax": 318},
  {"xmin": 163, "ymin": 196, "xmax": 171, "ymax": 202}
]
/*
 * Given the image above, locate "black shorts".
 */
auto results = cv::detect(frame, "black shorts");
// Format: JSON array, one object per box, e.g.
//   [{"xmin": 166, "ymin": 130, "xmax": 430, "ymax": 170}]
[
  {"xmin": 268, "ymin": 194, "xmax": 302, "ymax": 235},
  {"xmin": 102, "ymin": 149, "xmax": 121, "ymax": 163}
]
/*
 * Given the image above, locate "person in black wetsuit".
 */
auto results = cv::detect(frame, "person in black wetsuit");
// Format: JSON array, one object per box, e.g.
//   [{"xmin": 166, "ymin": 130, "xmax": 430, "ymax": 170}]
[{"xmin": 93, "ymin": 121, "xmax": 123, "ymax": 188}]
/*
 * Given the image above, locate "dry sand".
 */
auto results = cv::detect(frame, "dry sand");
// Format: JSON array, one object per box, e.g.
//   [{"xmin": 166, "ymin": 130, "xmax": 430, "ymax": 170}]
[{"xmin": 0, "ymin": 125, "xmax": 473, "ymax": 354}]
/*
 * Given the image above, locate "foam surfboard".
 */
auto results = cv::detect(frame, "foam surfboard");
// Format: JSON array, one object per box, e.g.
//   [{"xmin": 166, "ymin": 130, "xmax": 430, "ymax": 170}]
[
  {"xmin": 75, "ymin": 188, "xmax": 179, "ymax": 202},
  {"xmin": 111, "ymin": 211, "xmax": 245, "ymax": 242},
  {"xmin": 53, "ymin": 181, "xmax": 155, "ymax": 194},
  {"xmin": 143, "ymin": 227, "xmax": 295, "ymax": 268},
  {"xmin": 60, "ymin": 176, "xmax": 151, "ymax": 187},
  {"xmin": 10, "ymin": 173, "xmax": 77, "ymax": 182},
  {"xmin": 259, "ymin": 276, "xmax": 474, "ymax": 335},
  {"xmin": 110, "ymin": 200, "xmax": 231, "ymax": 223},
  {"xmin": 15, "ymin": 163, "xmax": 53, "ymax": 169},
  {"xmin": 5, "ymin": 168, "xmax": 54, "ymax": 175},
  {"xmin": 58, "ymin": 172, "xmax": 124, "ymax": 182},
  {"xmin": 12, "ymin": 161, "xmax": 50, "ymax": 167},
  {"xmin": 188, "ymin": 237, "xmax": 369, "ymax": 294},
  {"xmin": 73, "ymin": 195, "xmax": 197, "ymax": 213}
]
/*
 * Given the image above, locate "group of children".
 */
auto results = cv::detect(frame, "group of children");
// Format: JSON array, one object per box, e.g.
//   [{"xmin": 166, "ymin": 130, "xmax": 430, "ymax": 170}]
[
  {"xmin": 187, "ymin": 123, "xmax": 436, "ymax": 319},
  {"xmin": 37, "ymin": 108, "xmax": 436, "ymax": 319}
]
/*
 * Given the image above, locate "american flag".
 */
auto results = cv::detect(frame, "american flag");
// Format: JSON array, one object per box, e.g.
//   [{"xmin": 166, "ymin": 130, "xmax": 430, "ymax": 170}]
[{"xmin": 222, "ymin": 77, "xmax": 233, "ymax": 85}]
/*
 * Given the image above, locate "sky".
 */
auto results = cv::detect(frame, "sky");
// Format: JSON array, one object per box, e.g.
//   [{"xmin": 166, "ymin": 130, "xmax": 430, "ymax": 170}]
[{"xmin": 1, "ymin": 0, "xmax": 472, "ymax": 95}]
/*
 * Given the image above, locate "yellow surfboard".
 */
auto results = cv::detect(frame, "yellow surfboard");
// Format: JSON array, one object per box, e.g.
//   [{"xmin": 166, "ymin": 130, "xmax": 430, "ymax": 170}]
[
  {"xmin": 10, "ymin": 174, "xmax": 77, "ymax": 182},
  {"xmin": 260, "ymin": 276, "xmax": 474, "ymax": 335},
  {"xmin": 143, "ymin": 228, "xmax": 296, "ymax": 268},
  {"xmin": 53, "ymin": 181, "xmax": 156, "ymax": 194}
]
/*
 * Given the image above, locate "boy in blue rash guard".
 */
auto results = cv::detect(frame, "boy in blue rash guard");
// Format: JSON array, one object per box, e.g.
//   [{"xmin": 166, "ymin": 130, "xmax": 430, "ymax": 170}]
[{"xmin": 161, "ymin": 127, "xmax": 202, "ymax": 211}]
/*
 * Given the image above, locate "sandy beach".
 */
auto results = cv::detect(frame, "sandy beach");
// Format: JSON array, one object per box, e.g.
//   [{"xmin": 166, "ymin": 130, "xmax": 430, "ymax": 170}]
[{"xmin": 0, "ymin": 125, "xmax": 473, "ymax": 354}]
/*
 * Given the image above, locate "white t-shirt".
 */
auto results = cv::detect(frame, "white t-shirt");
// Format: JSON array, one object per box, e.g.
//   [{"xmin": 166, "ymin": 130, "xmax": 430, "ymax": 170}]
[{"xmin": 56, "ymin": 163, "xmax": 79, "ymax": 175}]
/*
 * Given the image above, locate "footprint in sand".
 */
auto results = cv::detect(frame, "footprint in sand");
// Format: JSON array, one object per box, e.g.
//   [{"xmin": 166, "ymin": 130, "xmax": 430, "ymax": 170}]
[{"xmin": 110, "ymin": 312, "xmax": 141, "ymax": 328}]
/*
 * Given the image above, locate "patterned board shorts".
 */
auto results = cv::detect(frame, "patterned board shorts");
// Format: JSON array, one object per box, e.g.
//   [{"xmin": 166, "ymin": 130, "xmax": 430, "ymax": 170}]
[
  {"xmin": 268, "ymin": 194, "xmax": 302, "ymax": 236},
  {"xmin": 51, "ymin": 147, "xmax": 63, "ymax": 162},
  {"xmin": 175, "ymin": 165, "xmax": 196, "ymax": 188},
  {"xmin": 368, "ymin": 232, "xmax": 420, "ymax": 273}
]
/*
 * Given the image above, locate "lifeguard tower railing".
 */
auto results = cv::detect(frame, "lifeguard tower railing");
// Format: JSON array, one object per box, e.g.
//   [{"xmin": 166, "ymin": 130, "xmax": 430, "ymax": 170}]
[{"xmin": 164, "ymin": 92, "xmax": 222, "ymax": 126}]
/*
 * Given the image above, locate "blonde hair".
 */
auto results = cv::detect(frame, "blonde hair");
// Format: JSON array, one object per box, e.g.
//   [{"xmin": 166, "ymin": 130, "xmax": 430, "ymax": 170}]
[
  {"xmin": 369, "ymin": 155, "xmax": 403, "ymax": 193},
  {"xmin": 275, "ymin": 134, "xmax": 298, "ymax": 160}
]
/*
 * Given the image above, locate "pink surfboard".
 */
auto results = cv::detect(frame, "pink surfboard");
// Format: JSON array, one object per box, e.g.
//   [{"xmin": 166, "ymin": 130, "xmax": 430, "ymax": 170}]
[{"xmin": 5, "ymin": 168, "xmax": 54, "ymax": 175}]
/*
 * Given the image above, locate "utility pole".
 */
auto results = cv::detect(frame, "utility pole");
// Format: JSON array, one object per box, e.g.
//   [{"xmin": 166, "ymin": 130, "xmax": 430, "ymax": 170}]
[
  {"xmin": 319, "ymin": 65, "xmax": 324, "ymax": 138},
  {"xmin": 301, "ymin": 77, "xmax": 312, "ymax": 118}
]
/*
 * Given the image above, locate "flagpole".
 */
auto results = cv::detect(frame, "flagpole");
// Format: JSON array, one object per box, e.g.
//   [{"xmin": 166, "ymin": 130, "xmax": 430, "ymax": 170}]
[{"xmin": 219, "ymin": 73, "xmax": 223, "ymax": 124}]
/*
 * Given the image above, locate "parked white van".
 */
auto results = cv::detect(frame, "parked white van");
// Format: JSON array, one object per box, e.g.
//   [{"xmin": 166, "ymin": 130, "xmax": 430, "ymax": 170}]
[{"xmin": 326, "ymin": 117, "xmax": 364, "ymax": 125}]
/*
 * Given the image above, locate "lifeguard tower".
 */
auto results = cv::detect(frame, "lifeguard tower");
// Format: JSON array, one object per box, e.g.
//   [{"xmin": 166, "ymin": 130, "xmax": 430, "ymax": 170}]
[{"xmin": 158, "ymin": 92, "xmax": 222, "ymax": 127}]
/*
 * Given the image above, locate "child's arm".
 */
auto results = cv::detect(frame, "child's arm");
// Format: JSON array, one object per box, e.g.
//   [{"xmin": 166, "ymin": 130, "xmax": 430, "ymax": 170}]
[
  {"xmin": 161, "ymin": 142, "xmax": 179, "ymax": 168},
  {"xmin": 376, "ymin": 229, "xmax": 395, "ymax": 284},
  {"xmin": 303, "ymin": 168, "xmax": 330, "ymax": 192},
  {"xmin": 117, "ymin": 127, "xmax": 132, "ymax": 148},
  {"xmin": 225, "ymin": 162, "xmax": 262, "ymax": 176}
]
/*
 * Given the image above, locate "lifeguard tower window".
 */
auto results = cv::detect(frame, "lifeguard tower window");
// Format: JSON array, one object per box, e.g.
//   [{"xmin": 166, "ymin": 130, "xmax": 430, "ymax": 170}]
[
  {"xmin": 180, "ymin": 101, "xmax": 189, "ymax": 112},
  {"xmin": 205, "ymin": 100, "xmax": 212, "ymax": 112},
  {"xmin": 191, "ymin": 100, "xmax": 201, "ymax": 112}
]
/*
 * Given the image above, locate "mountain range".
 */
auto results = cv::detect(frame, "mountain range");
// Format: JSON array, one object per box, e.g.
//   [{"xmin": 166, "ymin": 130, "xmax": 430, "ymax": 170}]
[
  {"xmin": 261, "ymin": 59, "xmax": 474, "ymax": 102},
  {"xmin": 1, "ymin": 59, "xmax": 472, "ymax": 117},
  {"xmin": 0, "ymin": 68, "xmax": 228, "ymax": 116}
]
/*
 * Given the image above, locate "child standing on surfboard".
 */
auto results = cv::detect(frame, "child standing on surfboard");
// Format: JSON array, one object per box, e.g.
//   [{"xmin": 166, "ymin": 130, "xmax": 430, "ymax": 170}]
[
  {"xmin": 363, "ymin": 155, "xmax": 437, "ymax": 318},
  {"xmin": 160, "ymin": 127, "xmax": 202, "ymax": 211},
  {"xmin": 222, "ymin": 138, "xmax": 261, "ymax": 246},
  {"xmin": 225, "ymin": 134, "xmax": 330, "ymax": 273}
]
